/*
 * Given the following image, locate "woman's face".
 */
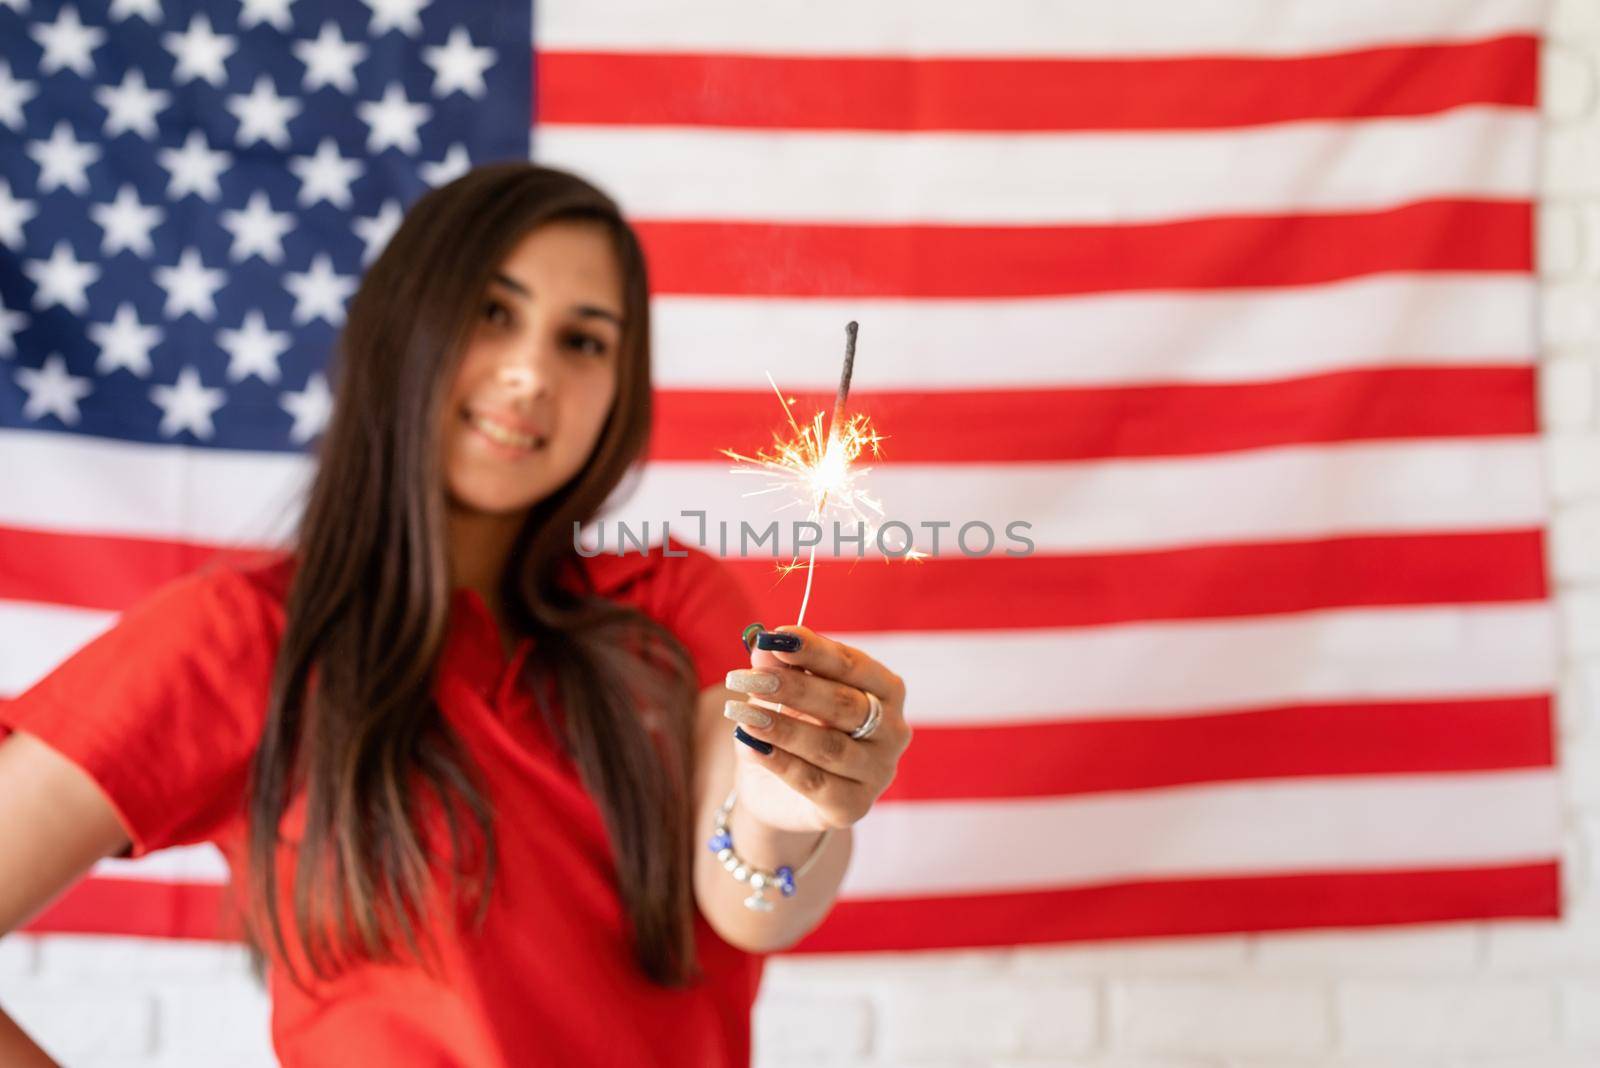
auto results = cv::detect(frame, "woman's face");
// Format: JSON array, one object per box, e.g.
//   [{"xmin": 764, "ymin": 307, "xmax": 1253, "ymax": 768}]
[{"xmin": 441, "ymin": 219, "xmax": 625, "ymax": 516}]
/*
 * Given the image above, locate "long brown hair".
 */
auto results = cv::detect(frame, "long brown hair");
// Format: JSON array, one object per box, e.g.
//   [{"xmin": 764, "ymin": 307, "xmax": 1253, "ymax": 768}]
[{"xmin": 241, "ymin": 163, "xmax": 703, "ymax": 992}]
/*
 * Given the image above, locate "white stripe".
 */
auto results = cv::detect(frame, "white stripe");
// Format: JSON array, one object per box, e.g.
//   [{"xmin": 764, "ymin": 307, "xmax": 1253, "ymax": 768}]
[
  {"xmin": 845, "ymin": 602, "xmax": 1556, "ymax": 724},
  {"xmin": 2, "ymin": 435, "xmax": 1545, "ymax": 559},
  {"xmin": 3, "ymin": 599, "xmax": 1555, "ymax": 724},
  {"xmin": 90, "ymin": 844, "xmax": 229, "ymax": 885},
  {"xmin": 72, "ymin": 770, "xmax": 1561, "ymax": 898},
  {"xmin": 603, "ymin": 439, "xmax": 1547, "ymax": 556},
  {"xmin": 0, "ymin": 599, "xmax": 116, "ymax": 696},
  {"xmin": 0, "ymin": 428, "xmax": 307, "ymax": 545},
  {"xmin": 651, "ymin": 275, "xmax": 1536, "ymax": 390},
  {"xmin": 537, "ymin": 108, "xmax": 1536, "ymax": 225},
  {"xmin": 841, "ymin": 768, "xmax": 1561, "ymax": 898},
  {"xmin": 539, "ymin": 0, "xmax": 1543, "ymax": 56}
]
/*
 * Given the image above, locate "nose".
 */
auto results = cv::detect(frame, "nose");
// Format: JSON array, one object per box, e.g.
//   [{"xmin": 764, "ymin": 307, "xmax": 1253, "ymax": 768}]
[{"xmin": 496, "ymin": 338, "xmax": 556, "ymax": 398}]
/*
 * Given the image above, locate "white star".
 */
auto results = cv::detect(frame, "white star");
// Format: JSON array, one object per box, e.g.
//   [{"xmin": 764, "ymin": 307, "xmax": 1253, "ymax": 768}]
[
  {"xmin": 0, "ymin": 180, "xmax": 38, "ymax": 247},
  {"xmin": 26, "ymin": 121, "xmax": 99, "ymax": 194},
  {"xmin": 362, "ymin": 0, "xmax": 428, "ymax": 37},
  {"xmin": 419, "ymin": 143, "xmax": 470, "ymax": 187},
  {"xmin": 0, "ymin": 0, "xmax": 29, "ymax": 12},
  {"xmin": 154, "ymin": 247, "xmax": 227, "ymax": 320},
  {"xmin": 90, "ymin": 184, "xmax": 164, "ymax": 257},
  {"xmin": 356, "ymin": 83, "xmax": 430, "ymax": 154},
  {"xmin": 88, "ymin": 302, "xmax": 161, "ymax": 376},
  {"xmin": 284, "ymin": 253, "xmax": 356, "ymax": 325},
  {"xmin": 353, "ymin": 198, "xmax": 402, "ymax": 264},
  {"xmin": 23, "ymin": 242, "xmax": 99, "ymax": 314},
  {"xmin": 163, "ymin": 14, "xmax": 236, "ymax": 87},
  {"xmin": 218, "ymin": 309, "xmax": 291, "ymax": 384},
  {"xmin": 108, "ymin": 0, "xmax": 161, "ymax": 21},
  {"xmin": 156, "ymin": 129, "xmax": 230, "ymax": 201},
  {"xmin": 281, "ymin": 370, "xmax": 332, "ymax": 444},
  {"xmin": 239, "ymin": 0, "xmax": 294, "ymax": 31},
  {"xmin": 95, "ymin": 68, "xmax": 170, "ymax": 138},
  {"xmin": 227, "ymin": 75, "xmax": 300, "ymax": 149},
  {"xmin": 219, "ymin": 190, "xmax": 293, "ymax": 263},
  {"xmin": 31, "ymin": 5, "xmax": 105, "ymax": 78},
  {"xmin": 293, "ymin": 22, "xmax": 367, "ymax": 94},
  {"xmin": 0, "ymin": 306, "xmax": 28, "ymax": 358},
  {"xmin": 0, "ymin": 61, "xmax": 38, "ymax": 130},
  {"xmin": 16, "ymin": 353, "xmax": 93, "ymax": 425},
  {"xmin": 288, "ymin": 138, "xmax": 362, "ymax": 208},
  {"xmin": 421, "ymin": 26, "xmax": 493, "ymax": 98},
  {"xmin": 150, "ymin": 365, "xmax": 226, "ymax": 439}
]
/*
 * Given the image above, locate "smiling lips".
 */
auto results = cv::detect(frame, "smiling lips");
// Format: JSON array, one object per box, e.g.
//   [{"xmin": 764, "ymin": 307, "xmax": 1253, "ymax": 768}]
[{"xmin": 464, "ymin": 408, "xmax": 548, "ymax": 452}]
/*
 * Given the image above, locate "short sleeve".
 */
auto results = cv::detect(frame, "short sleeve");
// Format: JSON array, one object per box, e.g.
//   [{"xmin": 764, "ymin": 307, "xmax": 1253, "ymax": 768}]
[{"xmin": 0, "ymin": 564, "xmax": 281, "ymax": 859}]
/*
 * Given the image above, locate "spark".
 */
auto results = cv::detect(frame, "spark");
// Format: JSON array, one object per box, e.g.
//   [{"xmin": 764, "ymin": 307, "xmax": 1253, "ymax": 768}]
[{"xmin": 719, "ymin": 324, "xmax": 924, "ymax": 627}]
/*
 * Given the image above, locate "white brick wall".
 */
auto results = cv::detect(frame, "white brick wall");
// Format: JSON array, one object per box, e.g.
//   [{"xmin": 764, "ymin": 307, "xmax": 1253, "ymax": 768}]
[{"xmin": 6, "ymin": 6, "xmax": 1600, "ymax": 1066}]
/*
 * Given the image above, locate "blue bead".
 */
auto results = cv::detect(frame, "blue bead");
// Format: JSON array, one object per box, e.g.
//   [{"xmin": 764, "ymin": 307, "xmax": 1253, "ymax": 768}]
[
  {"xmin": 708, "ymin": 832, "xmax": 731, "ymax": 852},
  {"xmin": 776, "ymin": 865, "xmax": 795, "ymax": 896}
]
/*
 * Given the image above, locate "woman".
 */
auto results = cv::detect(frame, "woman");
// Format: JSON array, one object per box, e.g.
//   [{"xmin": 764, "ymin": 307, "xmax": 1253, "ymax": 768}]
[{"xmin": 0, "ymin": 163, "xmax": 911, "ymax": 1067}]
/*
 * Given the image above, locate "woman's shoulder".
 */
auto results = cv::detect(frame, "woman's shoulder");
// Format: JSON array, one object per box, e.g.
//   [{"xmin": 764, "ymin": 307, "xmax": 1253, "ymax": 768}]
[
  {"xmin": 130, "ymin": 548, "xmax": 295, "ymax": 647},
  {"xmin": 42, "ymin": 548, "xmax": 297, "ymax": 698}
]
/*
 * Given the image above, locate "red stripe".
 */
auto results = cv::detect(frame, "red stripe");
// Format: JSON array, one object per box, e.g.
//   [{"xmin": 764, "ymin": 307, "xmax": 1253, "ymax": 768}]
[
  {"xmin": 887, "ymin": 696, "xmax": 1554, "ymax": 801},
  {"xmin": 790, "ymin": 861, "xmax": 1559, "ymax": 952},
  {"xmin": 26, "ymin": 861, "xmax": 1557, "ymax": 946},
  {"xmin": 21, "ymin": 876, "xmax": 240, "ymax": 941},
  {"xmin": 536, "ymin": 36, "xmax": 1536, "ymax": 131},
  {"xmin": 1, "ymin": 528, "xmax": 1547, "ymax": 628},
  {"xmin": 651, "ymin": 367, "xmax": 1537, "ymax": 463},
  {"xmin": 726, "ymin": 531, "xmax": 1548, "ymax": 632},
  {"xmin": 636, "ymin": 200, "xmax": 1530, "ymax": 297},
  {"xmin": 0, "ymin": 525, "xmax": 266, "ymax": 614}
]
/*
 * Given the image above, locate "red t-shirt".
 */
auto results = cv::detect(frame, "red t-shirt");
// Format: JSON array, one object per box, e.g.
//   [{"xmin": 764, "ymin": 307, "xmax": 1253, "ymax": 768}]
[{"xmin": 0, "ymin": 541, "xmax": 767, "ymax": 1067}]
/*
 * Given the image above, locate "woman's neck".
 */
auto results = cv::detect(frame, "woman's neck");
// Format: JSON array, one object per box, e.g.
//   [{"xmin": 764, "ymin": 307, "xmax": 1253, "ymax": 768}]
[{"xmin": 446, "ymin": 505, "xmax": 526, "ymax": 629}]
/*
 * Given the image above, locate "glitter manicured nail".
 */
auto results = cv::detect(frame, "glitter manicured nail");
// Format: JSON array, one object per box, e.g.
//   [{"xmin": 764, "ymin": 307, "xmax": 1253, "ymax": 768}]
[
  {"xmin": 726, "ymin": 669, "xmax": 780, "ymax": 695},
  {"xmin": 724, "ymin": 700, "xmax": 774, "ymax": 729}
]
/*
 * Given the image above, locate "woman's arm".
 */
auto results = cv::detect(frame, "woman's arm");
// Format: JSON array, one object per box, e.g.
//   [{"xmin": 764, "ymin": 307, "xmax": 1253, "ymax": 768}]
[
  {"xmin": 0, "ymin": 729, "xmax": 136, "ymax": 1067},
  {"xmin": 691, "ymin": 684, "xmax": 855, "ymax": 953}
]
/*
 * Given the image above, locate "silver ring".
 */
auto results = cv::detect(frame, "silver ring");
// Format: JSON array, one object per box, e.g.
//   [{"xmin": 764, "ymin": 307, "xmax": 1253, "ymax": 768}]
[{"xmin": 850, "ymin": 689, "xmax": 883, "ymax": 740}]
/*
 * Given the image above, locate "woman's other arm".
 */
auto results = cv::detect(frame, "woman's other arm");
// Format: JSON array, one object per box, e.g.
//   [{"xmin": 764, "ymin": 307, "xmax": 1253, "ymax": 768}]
[{"xmin": 0, "ymin": 729, "xmax": 135, "ymax": 1067}]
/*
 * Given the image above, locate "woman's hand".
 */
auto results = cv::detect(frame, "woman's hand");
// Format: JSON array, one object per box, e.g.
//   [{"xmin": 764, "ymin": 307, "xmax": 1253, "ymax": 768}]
[{"xmin": 722, "ymin": 624, "xmax": 912, "ymax": 834}]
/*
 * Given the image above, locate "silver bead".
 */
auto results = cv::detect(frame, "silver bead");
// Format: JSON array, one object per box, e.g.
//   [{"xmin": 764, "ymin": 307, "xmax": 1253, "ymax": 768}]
[
  {"xmin": 750, "ymin": 872, "xmax": 767, "ymax": 889},
  {"xmin": 733, "ymin": 864, "xmax": 750, "ymax": 881},
  {"xmin": 722, "ymin": 855, "xmax": 740, "ymax": 872},
  {"xmin": 716, "ymin": 848, "xmax": 733, "ymax": 862}
]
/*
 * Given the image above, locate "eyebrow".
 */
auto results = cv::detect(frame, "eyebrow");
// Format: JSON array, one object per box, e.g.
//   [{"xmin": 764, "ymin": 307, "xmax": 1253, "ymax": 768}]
[{"xmin": 490, "ymin": 272, "xmax": 625, "ymax": 327}]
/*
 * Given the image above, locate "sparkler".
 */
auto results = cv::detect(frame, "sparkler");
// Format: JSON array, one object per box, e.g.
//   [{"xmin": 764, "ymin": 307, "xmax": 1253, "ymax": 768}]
[{"xmin": 721, "ymin": 321, "xmax": 917, "ymax": 629}]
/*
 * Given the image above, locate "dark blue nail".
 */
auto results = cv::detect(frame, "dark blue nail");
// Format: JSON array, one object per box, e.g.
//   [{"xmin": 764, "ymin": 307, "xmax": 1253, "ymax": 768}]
[
  {"xmin": 733, "ymin": 725, "xmax": 774, "ymax": 755},
  {"xmin": 754, "ymin": 630, "xmax": 802, "ymax": 652}
]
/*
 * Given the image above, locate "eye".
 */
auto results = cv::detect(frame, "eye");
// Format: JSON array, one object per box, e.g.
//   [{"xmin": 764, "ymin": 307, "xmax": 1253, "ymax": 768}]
[
  {"xmin": 482, "ymin": 298, "xmax": 512, "ymax": 327},
  {"xmin": 565, "ymin": 331, "xmax": 609, "ymax": 357}
]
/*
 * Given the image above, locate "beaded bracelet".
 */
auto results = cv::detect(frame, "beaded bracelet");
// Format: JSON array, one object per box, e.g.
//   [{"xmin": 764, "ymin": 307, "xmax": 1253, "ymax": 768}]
[{"xmin": 706, "ymin": 787, "xmax": 834, "ymax": 911}]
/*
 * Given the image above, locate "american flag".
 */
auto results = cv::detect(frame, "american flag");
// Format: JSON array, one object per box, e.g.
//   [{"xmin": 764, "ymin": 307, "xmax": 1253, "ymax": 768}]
[{"xmin": 3, "ymin": 0, "xmax": 1561, "ymax": 951}]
